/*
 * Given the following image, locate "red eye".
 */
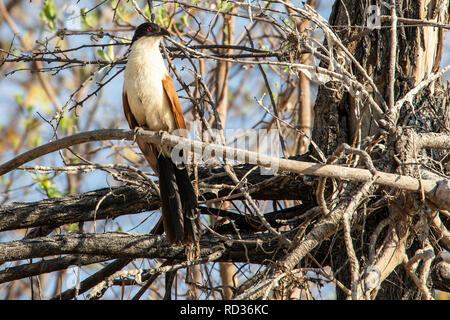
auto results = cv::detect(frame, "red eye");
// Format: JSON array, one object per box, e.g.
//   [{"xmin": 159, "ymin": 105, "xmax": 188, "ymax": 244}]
[{"xmin": 146, "ymin": 27, "xmax": 151, "ymax": 32}]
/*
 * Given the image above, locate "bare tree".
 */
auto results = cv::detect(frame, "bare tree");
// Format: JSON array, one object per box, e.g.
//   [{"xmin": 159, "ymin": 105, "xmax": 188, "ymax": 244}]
[{"xmin": 0, "ymin": 0, "xmax": 449, "ymax": 300}]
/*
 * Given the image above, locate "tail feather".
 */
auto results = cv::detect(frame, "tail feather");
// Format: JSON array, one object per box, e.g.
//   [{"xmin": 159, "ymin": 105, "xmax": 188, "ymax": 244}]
[
  {"xmin": 174, "ymin": 166, "xmax": 200, "ymax": 244},
  {"xmin": 157, "ymin": 154, "xmax": 184, "ymax": 244},
  {"xmin": 157, "ymin": 153, "xmax": 199, "ymax": 245}
]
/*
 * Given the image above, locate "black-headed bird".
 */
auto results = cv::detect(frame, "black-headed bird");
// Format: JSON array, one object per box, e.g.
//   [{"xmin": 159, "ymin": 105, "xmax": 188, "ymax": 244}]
[{"xmin": 122, "ymin": 22, "xmax": 199, "ymax": 245}]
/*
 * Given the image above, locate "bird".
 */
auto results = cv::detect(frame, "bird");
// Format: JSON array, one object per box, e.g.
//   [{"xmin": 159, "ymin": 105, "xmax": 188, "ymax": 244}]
[{"xmin": 122, "ymin": 22, "xmax": 200, "ymax": 246}]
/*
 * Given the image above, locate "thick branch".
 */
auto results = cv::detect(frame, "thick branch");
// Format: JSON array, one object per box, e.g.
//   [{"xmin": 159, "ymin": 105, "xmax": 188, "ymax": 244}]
[
  {"xmin": 0, "ymin": 185, "xmax": 159, "ymax": 232},
  {"xmin": 0, "ymin": 232, "xmax": 286, "ymax": 265},
  {"xmin": 0, "ymin": 168, "xmax": 315, "ymax": 232},
  {"xmin": 0, "ymin": 129, "xmax": 448, "ymax": 208},
  {"xmin": 0, "ymin": 255, "xmax": 112, "ymax": 284}
]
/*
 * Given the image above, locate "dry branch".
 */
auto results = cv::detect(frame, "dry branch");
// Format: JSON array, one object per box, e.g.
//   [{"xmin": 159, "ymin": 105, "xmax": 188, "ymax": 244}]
[
  {"xmin": 0, "ymin": 255, "xmax": 112, "ymax": 284},
  {"xmin": 1, "ymin": 129, "xmax": 448, "ymax": 209},
  {"xmin": 0, "ymin": 172, "xmax": 315, "ymax": 233},
  {"xmin": 386, "ymin": 65, "xmax": 450, "ymax": 124},
  {"xmin": 0, "ymin": 185, "xmax": 159, "ymax": 232},
  {"xmin": 0, "ymin": 232, "xmax": 286, "ymax": 265}
]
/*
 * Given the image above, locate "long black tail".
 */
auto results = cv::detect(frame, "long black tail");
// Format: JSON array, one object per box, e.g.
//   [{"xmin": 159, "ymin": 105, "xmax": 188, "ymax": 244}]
[{"xmin": 157, "ymin": 154, "xmax": 199, "ymax": 245}]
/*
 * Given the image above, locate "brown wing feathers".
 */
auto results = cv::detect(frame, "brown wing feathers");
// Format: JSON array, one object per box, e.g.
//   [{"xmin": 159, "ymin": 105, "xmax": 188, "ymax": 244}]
[{"xmin": 162, "ymin": 74, "xmax": 186, "ymax": 130}]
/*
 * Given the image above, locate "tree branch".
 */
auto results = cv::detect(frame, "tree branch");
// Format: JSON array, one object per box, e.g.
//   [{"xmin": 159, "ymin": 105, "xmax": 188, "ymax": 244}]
[
  {"xmin": 1, "ymin": 129, "xmax": 448, "ymax": 209},
  {"xmin": 0, "ymin": 232, "xmax": 287, "ymax": 265}
]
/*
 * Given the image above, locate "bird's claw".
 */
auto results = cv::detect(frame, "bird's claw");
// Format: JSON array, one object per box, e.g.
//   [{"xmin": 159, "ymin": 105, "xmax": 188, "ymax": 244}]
[{"xmin": 133, "ymin": 127, "xmax": 143, "ymax": 143}]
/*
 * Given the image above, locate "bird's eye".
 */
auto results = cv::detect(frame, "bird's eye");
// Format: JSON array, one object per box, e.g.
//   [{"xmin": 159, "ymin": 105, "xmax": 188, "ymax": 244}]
[{"xmin": 146, "ymin": 27, "xmax": 151, "ymax": 32}]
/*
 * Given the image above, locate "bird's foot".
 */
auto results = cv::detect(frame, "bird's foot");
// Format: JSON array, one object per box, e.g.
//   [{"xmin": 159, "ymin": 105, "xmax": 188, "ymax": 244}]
[{"xmin": 132, "ymin": 127, "xmax": 144, "ymax": 143}]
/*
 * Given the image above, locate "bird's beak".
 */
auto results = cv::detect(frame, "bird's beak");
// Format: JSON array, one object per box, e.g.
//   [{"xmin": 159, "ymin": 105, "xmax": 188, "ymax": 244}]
[{"xmin": 158, "ymin": 27, "xmax": 170, "ymax": 37}]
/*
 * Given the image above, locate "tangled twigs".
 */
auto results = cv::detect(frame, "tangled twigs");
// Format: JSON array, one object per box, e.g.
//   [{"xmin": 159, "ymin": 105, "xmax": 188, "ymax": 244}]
[
  {"xmin": 315, "ymin": 144, "xmax": 379, "ymax": 299},
  {"xmin": 223, "ymin": 165, "xmax": 282, "ymax": 238},
  {"xmin": 236, "ymin": 181, "xmax": 375, "ymax": 299},
  {"xmin": 316, "ymin": 143, "xmax": 378, "ymax": 215},
  {"xmin": 1, "ymin": 129, "xmax": 448, "ymax": 207},
  {"xmin": 88, "ymin": 248, "xmax": 224, "ymax": 300},
  {"xmin": 428, "ymin": 210, "xmax": 450, "ymax": 251},
  {"xmin": 360, "ymin": 202, "xmax": 411, "ymax": 300},
  {"xmin": 403, "ymin": 239, "xmax": 435, "ymax": 300},
  {"xmin": 234, "ymin": 269, "xmax": 305, "ymax": 300},
  {"xmin": 236, "ymin": 141, "xmax": 382, "ymax": 299},
  {"xmin": 385, "ymin": 64, "xmax": 450, "ymax": 126},
  {"xmin": 343, "ymin": 173, "xmax": 379, "ymax": 300}
]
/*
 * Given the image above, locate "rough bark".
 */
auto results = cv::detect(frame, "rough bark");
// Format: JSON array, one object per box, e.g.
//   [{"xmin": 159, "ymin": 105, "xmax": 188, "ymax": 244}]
[{"xmin": 311, "ymin": 0, "xmax": 449, "ymax": 299}]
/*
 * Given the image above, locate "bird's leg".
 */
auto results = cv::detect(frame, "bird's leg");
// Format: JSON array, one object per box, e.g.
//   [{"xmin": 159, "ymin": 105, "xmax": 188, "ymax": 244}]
[{"xmin": 132, "ymin": 126, "xmax": 144, "ymax": 144}]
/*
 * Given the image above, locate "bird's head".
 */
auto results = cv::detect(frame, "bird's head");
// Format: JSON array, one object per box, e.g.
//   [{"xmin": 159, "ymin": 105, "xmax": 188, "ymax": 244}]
[{"xmin": 131, "ymin": 22, "xmax": 170, "ymax": 44}]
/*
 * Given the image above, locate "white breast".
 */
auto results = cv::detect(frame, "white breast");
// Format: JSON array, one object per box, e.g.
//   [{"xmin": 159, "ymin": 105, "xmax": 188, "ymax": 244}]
[{"xmin": 123, "ymin": 37, "xmax": 176, "ymax": 133}]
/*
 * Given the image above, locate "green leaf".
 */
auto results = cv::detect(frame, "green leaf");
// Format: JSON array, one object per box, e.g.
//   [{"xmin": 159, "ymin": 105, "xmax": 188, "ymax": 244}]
[
  {"xmin": 59, "ymin": 115, "xmax": 77, "ymax": 133},
  {"xmin": 68, "ymin": 223, "xmax": 79, "ymax": 232},
  {"xmin": 223, "ymin": 24, "xmax": 229, "ymax": 37},
  {"xmin": 155, "ymin": 5, "xmax": 169, "ymax": 28},
  {"xmin": 221, "ymin": 1, "xmax": 233, "ymax": 12},
  {"xmin": 27, "ymin": 105, "xmax": 35, "ymax": 114},
  {"xmin": 43, "ymin": 0, "xmax": 57, "ymax": 21},
  {"xmin": 80, "ymin": 7, "xmax": 100, "ymax": 29},
  {"xmin": 33, "ymin": 174, "xmax": 62, "ymax": 198},
  {"xmin": 97, "ymin": 48, "xmax": 109, "ymax": 61},
  {"xmin": 106, "ymin": 40, "xmax": 115, "ymax": 61},
  {"xmin": 40, "ymin": 0, "xmax": 57, "ymax": 32},
  {"xmin": 14, "ymin": 93, "xmax": 24, "ymax": 106},
  {"xmin": 39, "ymin": 11, "xmax": 55, "ymax": 32},
  {"xmin": 181, "ymin": 14, "xmax": 189, "ymax": 27},
  {"xmin": 32, "ymin": 135, "xmax": 42, "ymax": 148},
  {"xmin": 11, "ymin": 135, "xmax": 20, "ymax": 149}
]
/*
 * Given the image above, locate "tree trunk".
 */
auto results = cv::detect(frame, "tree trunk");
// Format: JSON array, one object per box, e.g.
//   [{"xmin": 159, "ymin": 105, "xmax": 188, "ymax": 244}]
[{"xmin": 312, "ymin": 0, "xmax": 449, "ymax": 299}]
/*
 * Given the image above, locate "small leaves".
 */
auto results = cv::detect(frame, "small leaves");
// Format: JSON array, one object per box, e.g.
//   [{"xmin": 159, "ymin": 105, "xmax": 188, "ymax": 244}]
[
  {"xmin": 180, "ymin": 14, "xmax": 190, "ymax": 27},
  {"xmin": 97, "ymin": 41, "xmax": 115, "ymax": 63},
  {"xmin": 106, "ymin": 41, "xmax": 115, "ymax": 61},
  {"xmin": 67, "ymin": 222, "xmax": 80, "ymax": 233},
  {"xmin": 59, "ymin": 114, "xmax": 78, "ymax": 134},
  {"xmin": 14, "ymin": 93, "xmax": 24, "ymax": 106},
  {"xmin": 218, "ymin": 0, "xmax": 233, "ymax": 13},
  {"xmin": 111, "ymin": 0, "xmax": 125, "ymax": 20},
  {"xmin": 39, "ymin": 0, "xmax": 57, "ymax": 32},
  {"xmin": 33, "ymin": 173, "xmax": 62, "ymax": 198},
  {"xmin": 155, "ymin": 4, "xmax": 170, "ymax": 28},
  {"xmin": 56, "ymin": 28, "xmax": 67, "ymax": 40},
  {"xmin": 80, "ymin": 7, "xmax": 100, "ymax": 29}
]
